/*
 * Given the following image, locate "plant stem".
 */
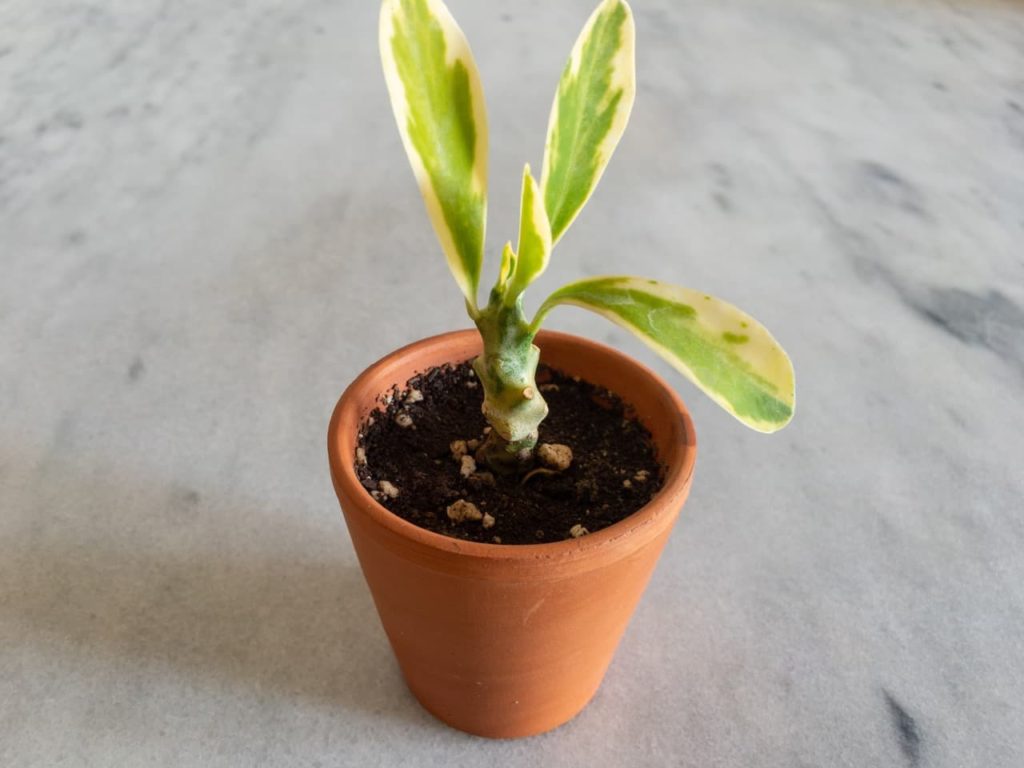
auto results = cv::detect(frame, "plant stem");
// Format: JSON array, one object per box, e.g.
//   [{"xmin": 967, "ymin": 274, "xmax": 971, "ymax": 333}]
[{"xmin": 472, "ymin": 292, "xmax": 548, "ymax": 473}]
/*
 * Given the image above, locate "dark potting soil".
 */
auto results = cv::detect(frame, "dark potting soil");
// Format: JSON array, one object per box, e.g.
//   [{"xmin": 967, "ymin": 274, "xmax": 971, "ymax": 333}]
[{"xmin": 354, "ymin": 362, "xmax": 664, "ymax": 545}]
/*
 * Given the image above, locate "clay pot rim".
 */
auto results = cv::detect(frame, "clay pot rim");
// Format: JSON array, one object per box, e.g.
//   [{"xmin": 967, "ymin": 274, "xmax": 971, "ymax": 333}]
[{"xmin": 328, "ymin": 329, "xmax": 696, "ymax": 565}]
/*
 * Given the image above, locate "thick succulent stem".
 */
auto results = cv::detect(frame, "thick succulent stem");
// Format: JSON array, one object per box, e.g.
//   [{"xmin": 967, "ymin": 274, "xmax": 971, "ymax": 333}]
[{"xmin": 472, "ymin": 293, "xmax": 548, "ymax": 473}]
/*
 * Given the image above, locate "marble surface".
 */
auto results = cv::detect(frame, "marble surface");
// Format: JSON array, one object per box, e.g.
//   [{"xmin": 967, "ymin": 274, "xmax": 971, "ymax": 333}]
[{"xmin": 2, "ymin": 0, "xmax": 1023, "ymax": 765}]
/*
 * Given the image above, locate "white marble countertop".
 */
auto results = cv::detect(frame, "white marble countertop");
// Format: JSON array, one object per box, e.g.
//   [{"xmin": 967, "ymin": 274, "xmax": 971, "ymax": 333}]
[{"xmin": 3, "ymin": 0, "xmax": 1023, "ymax": 765}]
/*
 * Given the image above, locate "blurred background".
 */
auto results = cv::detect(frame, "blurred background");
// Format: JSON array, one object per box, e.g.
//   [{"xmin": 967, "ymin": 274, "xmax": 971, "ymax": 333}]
[{"xmin": 2, "ymin": 0, "xmax": 1023, "ymax": 765}]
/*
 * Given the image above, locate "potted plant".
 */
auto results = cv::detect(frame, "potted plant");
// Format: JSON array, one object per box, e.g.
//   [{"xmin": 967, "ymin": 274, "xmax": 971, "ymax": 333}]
[{"xmin": 328, "ymin": 0, "xmax": 795, "ymax": 738}]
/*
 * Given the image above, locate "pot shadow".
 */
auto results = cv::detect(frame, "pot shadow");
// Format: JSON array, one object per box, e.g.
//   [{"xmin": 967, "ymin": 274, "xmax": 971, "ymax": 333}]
[{"xmin": 0, "ymin": 450, "xmax": 434, "ymax": 730}]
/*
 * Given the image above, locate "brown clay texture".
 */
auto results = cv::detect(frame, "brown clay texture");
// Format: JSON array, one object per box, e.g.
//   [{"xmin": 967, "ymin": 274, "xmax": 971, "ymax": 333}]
[{"xmin": 328, "ymin": 330, "xmax": 697, "ymax": 738}]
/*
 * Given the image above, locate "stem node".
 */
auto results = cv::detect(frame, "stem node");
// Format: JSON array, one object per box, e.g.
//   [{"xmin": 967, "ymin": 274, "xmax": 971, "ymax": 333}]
[{"xmin": 472, "ymin": 297, "xmax": 547, "ymax": 474}]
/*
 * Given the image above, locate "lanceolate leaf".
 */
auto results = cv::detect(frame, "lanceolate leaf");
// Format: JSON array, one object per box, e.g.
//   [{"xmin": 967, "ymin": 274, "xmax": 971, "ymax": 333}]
[
  {"xmin": 541, "ymin": 0, "xmax": 635, "ymax": 244},
  {"xmin": 536, "ymin": 277, "xmax": 795, "ymax": 432},
  {"xmin": 380, "ymin": 0, "xmax": 488, "ymax": 306},
  {"xmin": 496, "ymin": 241, "xmax": 516, "ymax": 294},
  {"xmin": 505, "ymin": 165, "xmax": 552, "ymax": 302}
]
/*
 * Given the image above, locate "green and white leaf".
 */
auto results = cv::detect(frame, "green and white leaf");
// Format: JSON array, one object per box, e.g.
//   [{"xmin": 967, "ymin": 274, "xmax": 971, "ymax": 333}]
[
  {"xmin": 503, "ymin": 164, "xmax": 552, "ymax": 303},
  {"xmin": 495, "ymin": 241, "xmax": 516, "ymax": 295},
  {"xmin": 536, "ymin": 277, "xmax": 795, "ymax": 432},
  {"xmin": 379, "ymin": 0, "xmax": 488, "ymax": 306},
  {"xmin": 541, "ymin": 0, "xmax": 635, "ymax": 244}
]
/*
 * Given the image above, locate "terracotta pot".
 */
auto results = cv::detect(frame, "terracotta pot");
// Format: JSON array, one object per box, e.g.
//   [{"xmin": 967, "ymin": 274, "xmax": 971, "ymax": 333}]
[{"xmin": 328, "ymin": 329, "xmax": 697, "ymax": 738}]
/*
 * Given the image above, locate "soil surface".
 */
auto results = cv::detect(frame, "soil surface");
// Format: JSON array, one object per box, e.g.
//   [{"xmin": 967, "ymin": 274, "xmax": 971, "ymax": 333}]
[{"xmin": 355, "ymin": 362, "xmax": 664, "ymax": 544}]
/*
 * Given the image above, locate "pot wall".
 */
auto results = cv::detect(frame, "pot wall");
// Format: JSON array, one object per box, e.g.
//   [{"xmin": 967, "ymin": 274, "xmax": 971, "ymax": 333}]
[{"xmin": 328, "ymin": 330, "xmax": 696, "ymax": 738}]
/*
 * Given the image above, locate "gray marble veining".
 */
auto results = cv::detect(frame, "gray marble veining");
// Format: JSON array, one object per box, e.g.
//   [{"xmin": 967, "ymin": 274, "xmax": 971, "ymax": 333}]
[{"xmin": 2, "ymin": 0, "xmax": 1023, "ymax": 765}]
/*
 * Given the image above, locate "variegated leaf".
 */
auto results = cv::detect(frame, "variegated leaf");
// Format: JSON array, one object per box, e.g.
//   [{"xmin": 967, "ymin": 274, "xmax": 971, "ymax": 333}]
[
  {"xmin": 495, "ymin": 241, "xmax": 516, "ymax": 294},
  {"xmin": 536, "ymin": 277, "xmax": 795, "ymax": 432},
  {"xmin": 379, "ymin": 0, "xmax": 488, "ymax": 305},
  {"xmin": 504, "ymin": 164, "xmax": 552, "ymax": 302},
  {"xmin": 541, "ymin": 0, "xmax": 635, "ymax": 244}
]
